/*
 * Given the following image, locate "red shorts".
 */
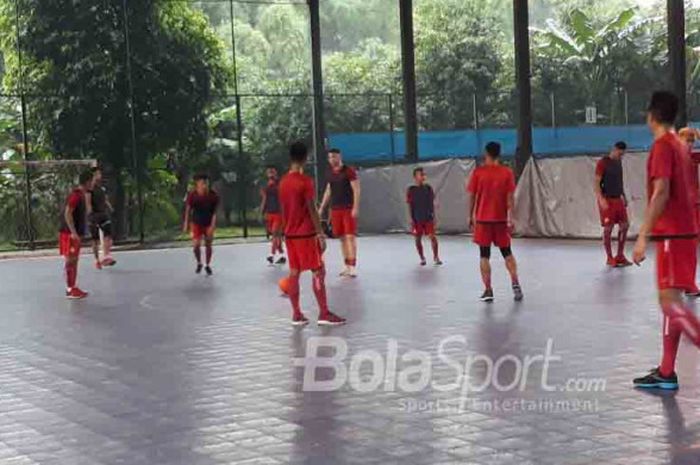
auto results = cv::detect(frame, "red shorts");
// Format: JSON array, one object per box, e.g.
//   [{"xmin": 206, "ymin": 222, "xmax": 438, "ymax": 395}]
[
  {"xmin": 599, "ymin": 198, "xmax": 628, "ymax": 226},
  {"xmin": 473, "ymin": 222, "xmax": 511, "ymax": 248},
  {"xmin": 286, "ymin": 236, "xmax": 324, "ymax": 272},
  {"xmin": 58, "ymin": 232, "xmax": 81, "ymax": 257},
  {"xmin": 412, "ymin": 221, "xmax": 435, "ymax": 236},
  {"xmin": 331, "ymin": 208, "xmax": 357, "ymax": 237},
  {"xmin": 656, "ymin": 238, "xmax": 698, "ymax": 291},
  {"xmin": 265, "ymin": 213, "xmax": 283, "ymax": 234},
  {"xmin": 191, "ymin": 224, "xmax": 213, "ymax": 240}
]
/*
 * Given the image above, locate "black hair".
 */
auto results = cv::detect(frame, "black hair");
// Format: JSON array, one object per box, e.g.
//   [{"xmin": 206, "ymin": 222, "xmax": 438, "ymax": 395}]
[
  {"xmin": 193, "ymin": 173, "xmax": 209, "ymax": 182},
  {"xmin": 290, "ymin": 141, "xmax": 308, "ymax": 163},
  {"xmin": 614, "ymin": 141, "xmax": 627, "ymax": 151},
  {"xmin": 79, "ymin": 169, "xmax": 94, "ymax": 186},
  {"xmin": 329, "ymin": 148, "xmax": 341, "ymax": 154},
  {"xmin": 265, "ymin": 164, "xmax": 277, "ymax": 171},
  {"xmin": 485, "ymin": 141, "xmax": 501, "ymax": 158},
  {"xmin": 413, "ymin": 167, "xmax": 424, "ymax": 177},
  {"xmin": 91, "ymin": 166, "xmax": 102, "ymax": 174},
  {"xmin": 647, "ymin": 91, "xmax": 679, "ymax": 125}
]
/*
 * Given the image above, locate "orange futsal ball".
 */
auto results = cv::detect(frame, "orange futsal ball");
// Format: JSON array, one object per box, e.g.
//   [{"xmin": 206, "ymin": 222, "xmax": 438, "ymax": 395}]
[{"xmin": 278, "ymin": 277, "xmax": 290, "ymax": 295}]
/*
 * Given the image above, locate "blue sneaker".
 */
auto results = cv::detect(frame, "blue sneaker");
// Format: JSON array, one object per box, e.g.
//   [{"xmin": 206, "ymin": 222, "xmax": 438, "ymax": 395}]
[{"xmin": 633, "ymin": 367, "xmax": 679, "ymax": 390}]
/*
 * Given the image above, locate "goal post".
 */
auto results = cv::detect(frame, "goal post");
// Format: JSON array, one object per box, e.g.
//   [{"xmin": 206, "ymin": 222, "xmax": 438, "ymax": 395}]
[{"xmin": 0, "ymin": 159, "xmax": 97, "ymax": 249}]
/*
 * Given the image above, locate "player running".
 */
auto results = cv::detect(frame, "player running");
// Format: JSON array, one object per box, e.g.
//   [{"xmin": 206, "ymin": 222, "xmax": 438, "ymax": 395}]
[
  {"xmin": 678, "ymin": 127, "xmax": 700, "ymax": 296},
  {"xmin": 319, "ymin": 148, "xmax": 360, "ymax": 277},
  {"xmin": 59, "ymin": 170, "xmax": 93, "ymax": 299},
  {"xmin": 406, "ymin": 167, "xmax": 442, "ymax": 266},
  {"xmin": 632, "ymin": 91, "xmax": 700, "ymax": 390},
  {"xmin": 183, "ymin": 174, "xmax": 219, "ymax": 276},
  {"xmin": 87, "ymin": 167, "xmax": 116, "ymax": 269},
  {"xmin": 260, "ymin": 165, "xmax": 286, "ymax": 265},
  {"xmin": 279, "ymin": 141, "xmax": 346, "ymax": 326},
  {"xmin": 594, "ymin": 141, "xmax": 632, "ymax": 267},
  {"xmin": 466, "ymin": 142, "xmax": 523, "ymax": 302}
]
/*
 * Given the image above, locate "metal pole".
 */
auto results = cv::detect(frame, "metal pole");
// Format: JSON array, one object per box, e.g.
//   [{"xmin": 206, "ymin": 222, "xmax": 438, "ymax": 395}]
[
  {"xmin": 624, "ymin": 91, "xmax": 629, "ymax": 126},
  {"xmin": 513, "ymin": 0, "xmax": 533, "ymax": 178},
  {"xmin": 15, "ymin": 0, "xmax": 33, "ymax": 249},
  {"xmin": 122, "ymin": 0, "xmax": 143, "ymax": 243},
  {"xmin": 399, "ymin": 0, "xmax": 418, "ymax": 162},
  {"xmin": 667, "ymin": 0, "xmax": 687, "ymax": 127},
  {"xmin": 388, "ymin": 93, "xmax": 396, "ymax": 164},
  {"xmin": 550, "ymin": 93, "xmax": 556, "ymax": 128},
  {"xmin": 308, "ymin": 0, "xmax": 326, "ymax": 196},
  {"xmin": 472, "ymin": 93, "xmax": 479, "ymax": 130},
  {"xmin": 229, "ymin": 0, "xmax": 248, "ymax": 237}
]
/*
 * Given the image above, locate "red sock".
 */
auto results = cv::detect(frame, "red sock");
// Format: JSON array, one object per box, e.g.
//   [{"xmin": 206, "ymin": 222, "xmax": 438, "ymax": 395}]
[
  {"xmin": 288, "ymin": 275, "xmax": 302, "ymax": 318},
  {"xmin": 348, "ymin": 258, "xmax": 357, "ymax": 267},
  {"xmin": 65, "ymin": 261, "xmax": 77, "ymax": 289},
  {"xmin": 616, "ymin": 228, "xmax": 627, "ymax": 257},
  {"xmin": 662, "ymin": 302, "xmax": 700, "ymax": 348},
  {"xmin": 312, "ymin": 268, "xmax": 330, "ymax": 317},
  {"xmin": 415, "ymin": 237, "xmax": 424, "ymax": 260},
  {"xmin": 431, "ymin": 236, "xmax": 439, "ymax": 260},
  {"xmin": 205, "ymin": 244, "xmax": 212, "ymax": 265},
  {"xmin": 660, "ymin": 316, "xmax": 682, "ymax": 377},
  {"xmin": 603, "ymin": 228, "xmax": 613, "ymax": 259},
  {"xmin": 194, "ymin": 245, "xmax": 201, "ymax": 264}
]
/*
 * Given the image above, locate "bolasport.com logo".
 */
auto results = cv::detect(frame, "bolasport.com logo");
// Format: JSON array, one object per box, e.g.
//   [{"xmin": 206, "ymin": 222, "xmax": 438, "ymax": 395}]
[{"xmin": 292, "ymin": 336, "xmax": 606, "ymax": 413}]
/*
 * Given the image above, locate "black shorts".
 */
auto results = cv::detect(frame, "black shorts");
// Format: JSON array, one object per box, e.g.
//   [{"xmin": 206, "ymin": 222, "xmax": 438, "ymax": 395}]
[{"xmin": 89, "ymin": 213, "xmax": 112, "ymax": 240}]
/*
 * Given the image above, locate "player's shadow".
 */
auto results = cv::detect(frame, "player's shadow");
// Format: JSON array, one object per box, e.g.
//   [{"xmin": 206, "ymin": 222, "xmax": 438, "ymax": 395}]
[{"xmin": 639, "ymin": 389, "xmax": 700, "ymax": 464}]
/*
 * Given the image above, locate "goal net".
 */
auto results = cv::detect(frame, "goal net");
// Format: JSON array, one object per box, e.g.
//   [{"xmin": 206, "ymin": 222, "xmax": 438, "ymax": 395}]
[{"xmin": 0, "ymin": 159, "xmax": 97, "ymax": 249}]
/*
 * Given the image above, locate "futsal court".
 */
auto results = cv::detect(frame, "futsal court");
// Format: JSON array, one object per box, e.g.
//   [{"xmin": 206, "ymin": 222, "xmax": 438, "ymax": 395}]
[{"xmin": 1, "ymin": 235, "xmax": 699, "ymax": 465}]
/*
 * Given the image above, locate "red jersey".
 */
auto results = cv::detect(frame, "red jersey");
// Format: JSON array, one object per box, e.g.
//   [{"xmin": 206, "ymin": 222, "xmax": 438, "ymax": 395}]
[
  {"xmin": 684, "ymin": 146, "xmax": 700, "ymax": 205},
  {"xmin": 279, "ymin": 171, "xmax": 316, "ymax": 238},
  {"xmin": 466, "ymin": 164, "xmax": 516, "ymax": 222},
  {"xmin": 59, "ymin": 188, "xmax": 86, "ymax": 234},
  {"xmin": 326, "ymin": 165, "xmax": 357, "ymax": 210},
  {"xmin": 186, "ymin": 189, "xmax": 219, "ymax": 226},
  {"xmin": 647, "ymin": 132, "xmax": 697, "ymax": 238}
]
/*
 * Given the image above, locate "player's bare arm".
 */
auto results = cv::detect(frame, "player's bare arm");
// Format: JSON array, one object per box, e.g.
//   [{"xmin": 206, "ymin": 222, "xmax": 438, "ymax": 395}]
[
  {"xmin": 350, "ymin": 179, "xmax": 360, "ymax": 218},
  {"xmin": 307, "ymin": 198, "xmax": 326, "ymax": 252},
  {"xmin": 633, "ymin": 178, "xmax": 669, "ymax": 265},
  {"xmin": 318, "ymin": 184, "xmax": 331, "ymax": 216},
  {"xmin": 65, "ymin": 204, "xmax": 80, "ymax": 241},
  {"xmin": 594, "ymin": 174, "xmax": 608, "ymax": 210},
  {"xmin": 182, "ymin": 202, "xmax": 190, "ymax": 233}
]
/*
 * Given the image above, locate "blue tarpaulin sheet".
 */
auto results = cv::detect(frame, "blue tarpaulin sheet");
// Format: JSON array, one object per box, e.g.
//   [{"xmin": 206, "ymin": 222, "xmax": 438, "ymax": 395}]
[{"xmin": 328, "ymin": 123, "xmax": 699, "ymax": 163}]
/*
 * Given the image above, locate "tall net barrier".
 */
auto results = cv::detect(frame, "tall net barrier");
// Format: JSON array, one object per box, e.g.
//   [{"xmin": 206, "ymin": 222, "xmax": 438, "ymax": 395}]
[{"xmin": 0, "ymin": 160, "xmax": 96, "ymax": 250}]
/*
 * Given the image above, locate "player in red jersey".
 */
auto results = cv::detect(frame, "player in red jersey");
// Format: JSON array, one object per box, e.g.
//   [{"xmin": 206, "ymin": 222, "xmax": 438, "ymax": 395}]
[
  {"xmin": 59, "ymin": 170, "xmax": 94, "ymax": 299},
  {"xmin": 678, "ymin": 127, "xmax": 700, "ymax": 296},
  {"xmin": 183, "ymin": 174, "xmax": 219, "ymax": 276},
  {"xmin": 319, "ymin": 148, "xmax": 360, "ymax": 277},
  {"xmin": 466, "ymin": 142, "xmax": 523, "ymax": 302},
  {"xmin": 595, "ymin": 141, "xmax": 632, "ymax": 267},
  {"xmin": 406, "ymin": 167, "xmax": 442, "ymax": 266},
  {"xmin": 633, "ymin": 91, "xmax": 700, "ymax": 390},
  {"xmin": 279, "ymin": 141, "xmax": 346, "ymax": 326},
  {"xmin": 260, "ymin": 165, "xmax": 286, "ymax": 265}
]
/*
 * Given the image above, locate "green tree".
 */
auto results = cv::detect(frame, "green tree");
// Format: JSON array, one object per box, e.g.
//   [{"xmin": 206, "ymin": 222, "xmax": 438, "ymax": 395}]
[{"xmin": 0, "ymin": 0, "xmax": 229, "ymax": 237}]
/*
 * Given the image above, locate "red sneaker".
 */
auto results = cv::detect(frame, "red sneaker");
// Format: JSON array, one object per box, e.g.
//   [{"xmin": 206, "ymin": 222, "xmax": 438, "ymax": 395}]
[
  {"xmin": 95, "ymin": 260, "xmax": 103, "ymax": 270},
  {"xmin": 66, "ymin": 288, "xmax": 89, "ymax": 300},
  {"xmin": 615, "ymin": 255, "xmax": 633, "ymax": 267},
  {"xmin": 318, "ymin": 312, "xmax": 346, "ymax": 326},
  {"xmin": 101, "ymin": 257, "xmax": 116, "ymax": 267},
  {"xmin": 606, "ymin": 257, "xmax": 617, "ymax": 267},
  {"xmin": 292, "ymin": 314, "xmax": 309, "ymax": 326}
]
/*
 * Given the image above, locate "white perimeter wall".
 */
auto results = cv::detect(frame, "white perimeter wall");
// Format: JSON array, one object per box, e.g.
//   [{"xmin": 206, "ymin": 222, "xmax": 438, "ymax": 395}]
[{"xmin": 357, "ymin": 153, "xmax": 655, "ymax": 238}]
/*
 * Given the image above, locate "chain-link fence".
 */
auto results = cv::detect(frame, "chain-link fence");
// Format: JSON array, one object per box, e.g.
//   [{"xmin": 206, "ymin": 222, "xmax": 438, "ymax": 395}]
[{"xmin": 0, "ymin": 1, "xmax": 698, "ymax": 250}]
